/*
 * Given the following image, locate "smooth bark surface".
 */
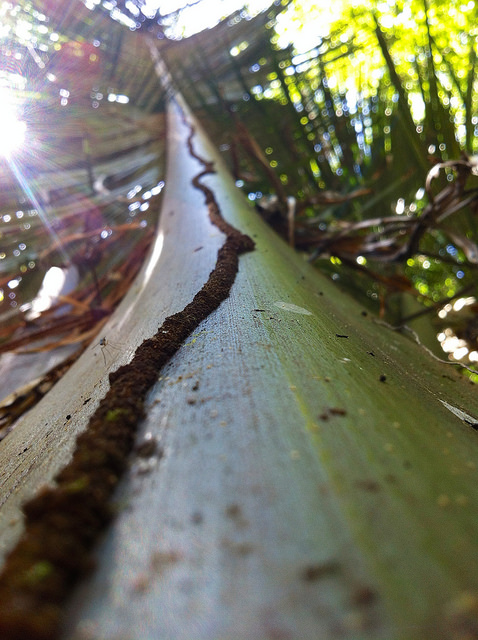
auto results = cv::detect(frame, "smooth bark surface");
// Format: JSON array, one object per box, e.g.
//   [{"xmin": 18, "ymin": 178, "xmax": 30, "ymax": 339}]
[{"xmin": 1, "ymin": 97, "xmax": 478, "ymax": 639}]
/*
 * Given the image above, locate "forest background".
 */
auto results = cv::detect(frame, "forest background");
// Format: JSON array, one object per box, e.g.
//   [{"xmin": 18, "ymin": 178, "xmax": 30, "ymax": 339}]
[{"xmin": 0, "ymin": 0, "xmax": 478, "ymax": 403}]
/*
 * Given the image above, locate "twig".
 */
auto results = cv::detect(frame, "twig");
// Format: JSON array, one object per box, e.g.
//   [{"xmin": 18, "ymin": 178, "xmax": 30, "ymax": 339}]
[
  {"xmin": 373, "ymin": 318, "xmax": 478, "ymax": 375},
  {"xmin": 399, "ymin": 283, "xmax": 476, "ymax": 324}
]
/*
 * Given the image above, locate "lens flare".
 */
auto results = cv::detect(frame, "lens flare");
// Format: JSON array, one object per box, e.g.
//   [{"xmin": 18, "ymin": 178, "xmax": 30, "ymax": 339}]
[{"xmin": 0, "ymin": 86, "xmax": 26, "ymax": 157}]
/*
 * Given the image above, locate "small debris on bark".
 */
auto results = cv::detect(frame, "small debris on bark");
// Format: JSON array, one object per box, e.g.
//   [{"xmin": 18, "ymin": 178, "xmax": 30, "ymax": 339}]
[{"xmin": 301, "ymin": 561, "xmax": 340, "ymax": 582}]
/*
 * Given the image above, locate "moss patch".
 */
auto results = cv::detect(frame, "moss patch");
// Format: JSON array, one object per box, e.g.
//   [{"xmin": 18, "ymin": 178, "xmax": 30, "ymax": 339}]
[{"xmin": 0, "ymin": 115, "xmax": 254, "ymax": 639}]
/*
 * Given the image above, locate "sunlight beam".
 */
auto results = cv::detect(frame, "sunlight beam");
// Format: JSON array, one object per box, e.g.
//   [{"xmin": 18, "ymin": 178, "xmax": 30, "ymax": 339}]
[{"xmin": 8, "ymin": 158, "xmax": 71, "ymax": 265}]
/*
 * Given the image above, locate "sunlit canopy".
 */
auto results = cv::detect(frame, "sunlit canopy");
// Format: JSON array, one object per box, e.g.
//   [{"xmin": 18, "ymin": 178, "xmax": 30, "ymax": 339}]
[{"xmin": 140, "ymin": 0, "xmax": 276, "ymax": 37}]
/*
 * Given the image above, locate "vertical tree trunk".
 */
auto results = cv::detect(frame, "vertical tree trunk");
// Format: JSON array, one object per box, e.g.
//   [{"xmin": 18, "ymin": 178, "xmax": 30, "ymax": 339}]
[{"xmin": 1, "ymin": 96, "xmax": 478, "ymax": 640}]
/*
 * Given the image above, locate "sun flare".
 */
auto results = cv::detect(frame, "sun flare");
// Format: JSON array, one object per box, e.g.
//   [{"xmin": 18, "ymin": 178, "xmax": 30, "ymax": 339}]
[{"xmin": 0, "ymin": 85, "xmax": 27, "ymax": 158}]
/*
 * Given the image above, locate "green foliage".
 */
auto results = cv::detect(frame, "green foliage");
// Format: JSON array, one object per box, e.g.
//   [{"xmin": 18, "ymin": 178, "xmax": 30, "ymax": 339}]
[
  {"xmin": 166, "ymin": 0, "xmax": 478, "ymax": 369},
  {"xmin": 1, "ymin": 0, "xmax": 478, "ymax": 370}
]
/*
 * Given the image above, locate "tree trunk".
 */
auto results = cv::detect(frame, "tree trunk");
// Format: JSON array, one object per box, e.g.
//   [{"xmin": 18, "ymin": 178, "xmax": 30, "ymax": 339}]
[{"xmin": 1, "ymin": 95, "xmax": 478, "ymax": 640}]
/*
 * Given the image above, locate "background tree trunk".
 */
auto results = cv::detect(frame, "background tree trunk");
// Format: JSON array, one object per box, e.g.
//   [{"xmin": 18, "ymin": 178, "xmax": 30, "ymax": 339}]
[{"xmin": 1, "ymin": 96, "xmax": 478, "ymax": 640}]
